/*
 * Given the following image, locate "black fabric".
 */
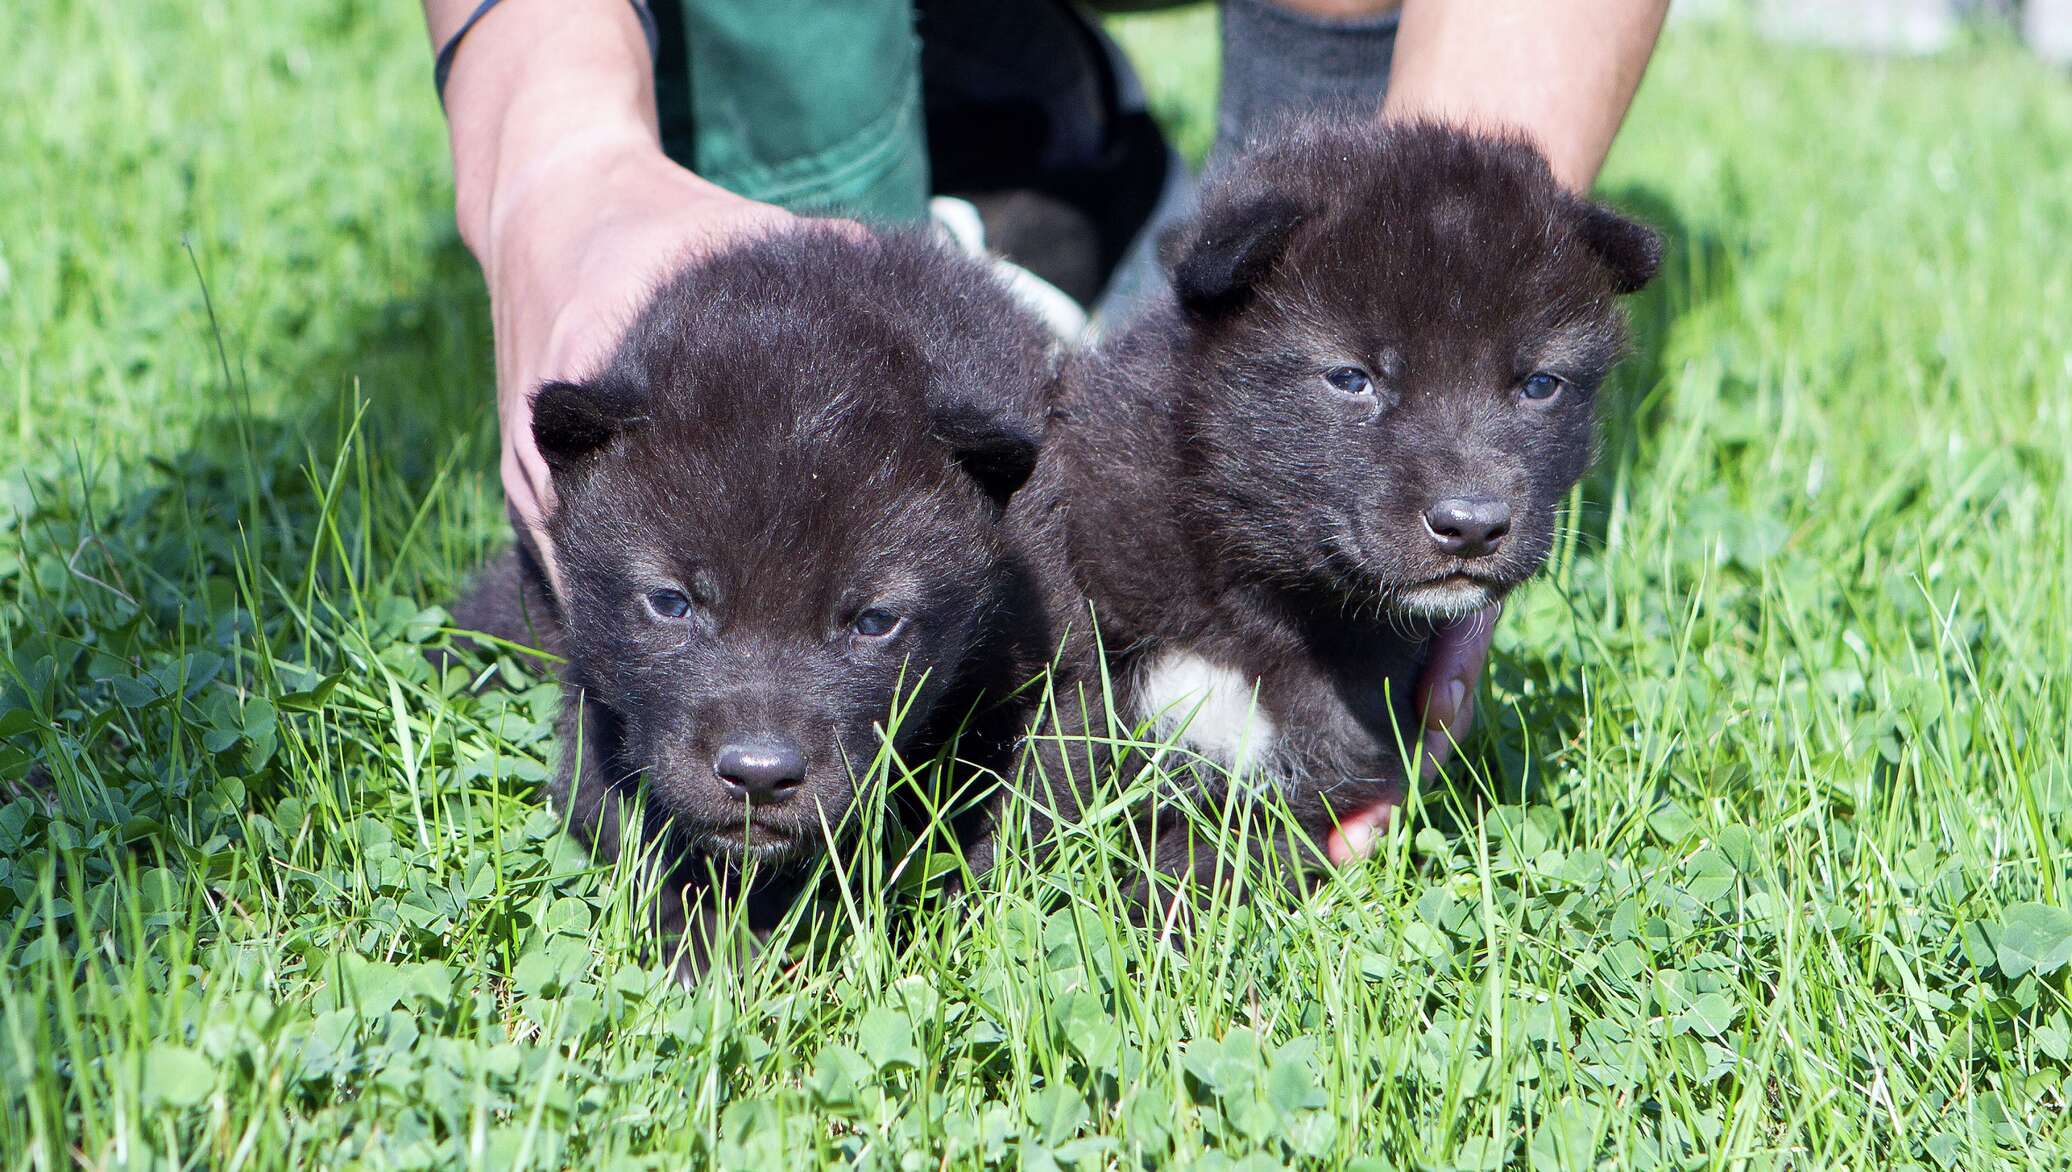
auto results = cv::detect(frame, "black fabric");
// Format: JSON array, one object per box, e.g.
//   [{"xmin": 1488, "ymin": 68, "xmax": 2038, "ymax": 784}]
[
  {"xmin": 917, "ymin": 0, "xmax": 1172, "ymax": 303},
  {"xmin": 649, "ymin": 0, "xmax": 694, "ymax": 165}
]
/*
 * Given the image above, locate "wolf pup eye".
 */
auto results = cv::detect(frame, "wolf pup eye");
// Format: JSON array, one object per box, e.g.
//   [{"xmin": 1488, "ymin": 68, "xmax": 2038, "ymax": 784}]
[
  {"xmin": 646, "ymin": 588, "xmax": 693, "ymax": 619},
  {"xmin": 1323, "ymin": 366, "xmax": 1375, "ymax": 397},
  {"xmin": 1519, "ymin": 372, "xmax": 1566, "ymax": 403},
  {"xmin": 852, "ymin": 608, "xmax": 903, "ymax": 639}
]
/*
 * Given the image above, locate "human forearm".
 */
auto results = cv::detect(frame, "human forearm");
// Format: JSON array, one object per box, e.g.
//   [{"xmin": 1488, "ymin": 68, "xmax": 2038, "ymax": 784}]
[
  {"xmin": 420, "ymin": 0, "xmax": 801, "ymax": 596},
  {"xmin": 1384, "ymin": 0, "xmax": 1668, "ymax": 190},
  {"xmin": 421, "ymin": 0, "xmax": 663, "ymax": 261}
]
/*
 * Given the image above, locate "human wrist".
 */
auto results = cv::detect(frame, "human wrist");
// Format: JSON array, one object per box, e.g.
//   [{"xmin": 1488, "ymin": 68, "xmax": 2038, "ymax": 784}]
[
  {"xmin": 438, "ymin": 0, "xmax": 658, "ymax": 258},
  {"xmin": 476, "ymin": 131, "xmax": 657, "ymax": 282}
]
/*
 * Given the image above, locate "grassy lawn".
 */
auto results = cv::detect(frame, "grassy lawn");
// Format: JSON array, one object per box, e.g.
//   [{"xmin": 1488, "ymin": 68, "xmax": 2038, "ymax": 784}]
[{"xmin": 4, "ymin": 2, "xmax": 2071, "ymax": 1167}]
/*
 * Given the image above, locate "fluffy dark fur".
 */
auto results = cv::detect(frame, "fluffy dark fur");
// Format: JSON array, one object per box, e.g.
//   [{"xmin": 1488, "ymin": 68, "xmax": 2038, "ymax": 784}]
[
  {"xmin": 1054, "ymin": 119, "xmax": 1661, "ymax": 899},
  {"xmin": 452, "ymin": 227, "xmax": 1101, "ymax": 973}
]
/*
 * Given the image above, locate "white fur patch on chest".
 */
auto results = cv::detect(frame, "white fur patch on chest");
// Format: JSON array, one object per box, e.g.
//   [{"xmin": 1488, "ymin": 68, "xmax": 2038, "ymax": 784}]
[{"xmin": 1132, "ymin": 649, "xmax": 1277, "ymax": 770}]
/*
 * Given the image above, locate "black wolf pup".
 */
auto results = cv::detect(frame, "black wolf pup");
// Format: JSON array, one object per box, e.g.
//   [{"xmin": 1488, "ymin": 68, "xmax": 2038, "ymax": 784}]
[
  {"xmin": 1054, "ymin": 118, "xmax": 1661, "ymax": 898},
  {"xmin": 452, "ymin": 227, "xmax": 1098, "ymax": 972}
]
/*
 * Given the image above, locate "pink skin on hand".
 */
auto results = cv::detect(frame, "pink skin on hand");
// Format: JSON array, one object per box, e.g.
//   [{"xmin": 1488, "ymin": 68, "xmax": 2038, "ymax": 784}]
[
  {"xmin": 1325, "ymin": 604, "xmax": 1499, "ymax": 863},
  {"xmin": 478, "ymin": 141, "xmax": 859, "ymax": 597}
]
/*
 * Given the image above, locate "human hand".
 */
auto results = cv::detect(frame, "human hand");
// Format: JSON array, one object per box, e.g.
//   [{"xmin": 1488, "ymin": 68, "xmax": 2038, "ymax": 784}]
[
  {"xmin": 429, "ymin": 0, "xmax": 820, "ymax": 595},
  {"xmin": 476, "ymin": 139, "xmax": 799, "ymax": 594},
  {"xmin": 1325, "ymin": 604, "xmax": 1499, "ymax": 863}
]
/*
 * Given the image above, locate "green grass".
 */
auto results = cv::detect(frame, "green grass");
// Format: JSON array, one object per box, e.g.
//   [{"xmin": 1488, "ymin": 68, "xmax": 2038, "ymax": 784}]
[{"xmin": 5, "ymin": 2, "xmax": 2072, "ymax": 1167}]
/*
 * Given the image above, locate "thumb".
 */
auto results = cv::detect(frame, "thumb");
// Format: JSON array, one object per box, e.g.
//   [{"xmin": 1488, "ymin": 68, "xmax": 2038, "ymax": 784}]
[{"xmin": 1415, "ymin": 604, "xmax": 1500, "ymax": 776}]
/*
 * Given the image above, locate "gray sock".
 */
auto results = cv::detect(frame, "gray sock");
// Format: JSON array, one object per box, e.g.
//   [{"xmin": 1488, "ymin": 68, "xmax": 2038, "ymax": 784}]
[
  {"xmin": 1095, "ymin": 0, "xmax": 1399, "ymax": 326},
  {"xmin": 1212, "ymin": 0, "xmax": 1399, "ymax": 168}
]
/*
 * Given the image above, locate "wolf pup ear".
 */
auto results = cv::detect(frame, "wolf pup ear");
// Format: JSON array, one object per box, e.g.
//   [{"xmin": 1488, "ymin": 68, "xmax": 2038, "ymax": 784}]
[
  {"xmin": 1569, "ymin": 199, "xmax": 1664, "ymax": 295},
  {"xmin": 1166, "ymin": 191, "xmax": 1307, "ymax": 313},
  {"xmin": 530, "ymin": 377, "xmax": 648, "ymax": 474},
  {"xmin": 930, "ymin": 401, "xmax": 1042, "ymax": 507}
]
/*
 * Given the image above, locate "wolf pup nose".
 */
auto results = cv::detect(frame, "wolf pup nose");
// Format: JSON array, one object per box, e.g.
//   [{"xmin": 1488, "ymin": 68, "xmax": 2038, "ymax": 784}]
[
  {"xmin": 1057, "ymin": 117, "xmax": 1662, "ymax": 900},
  {"xmin": 453, "ymin": 225, "xmax": 1096, "ymax": 969},
  {"xmin": 711, "ymin": 736, "xmax": 808, "ymax": 804},
  {"xmin": 1423, "ymin": 495, "xmax": 1511, "ymax": 559}
]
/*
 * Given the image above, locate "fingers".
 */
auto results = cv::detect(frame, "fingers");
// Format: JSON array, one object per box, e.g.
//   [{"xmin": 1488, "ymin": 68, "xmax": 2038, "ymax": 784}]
[
  {"xmin": 500, "ymin": 436, "xmax": 566, "ymax": 599},
  {"xmin": 480, "ymin": 152, "xmax": 827, "ymax": 611},
  {"xmin": 807, "ymin": 214, "xmax": 872, "ymax": 245},
  {"xmin": 1326, "ymin": 800, "xmax": 1396, "ymax": 864},
  {"xmin": 1325, "ymin": 606, "xmax": 1503, "ymax": 865},
  {"xmin": 1414, "ymin": 603, "xmax": 1501, "ymax": 778}
]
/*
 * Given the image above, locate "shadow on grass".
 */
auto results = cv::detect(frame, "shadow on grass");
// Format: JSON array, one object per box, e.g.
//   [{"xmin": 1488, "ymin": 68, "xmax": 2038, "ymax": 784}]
[
  {"xmin": 1582, "ymin": 181, "xmax": 1744, "ymax": 548},
  {"xmin": 185, "ymin": 232, "xmax": 497, "ymax": 596},
  {"xmin": 0, "ymin": 230, "xmax": 499, "ymax": 855}
]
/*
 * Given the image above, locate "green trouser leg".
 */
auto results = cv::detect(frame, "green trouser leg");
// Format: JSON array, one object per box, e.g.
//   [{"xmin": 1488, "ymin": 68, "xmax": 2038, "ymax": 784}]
[{"xmin": 649, "ymin": 0, "xmax": 931, "ymax": 224}]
